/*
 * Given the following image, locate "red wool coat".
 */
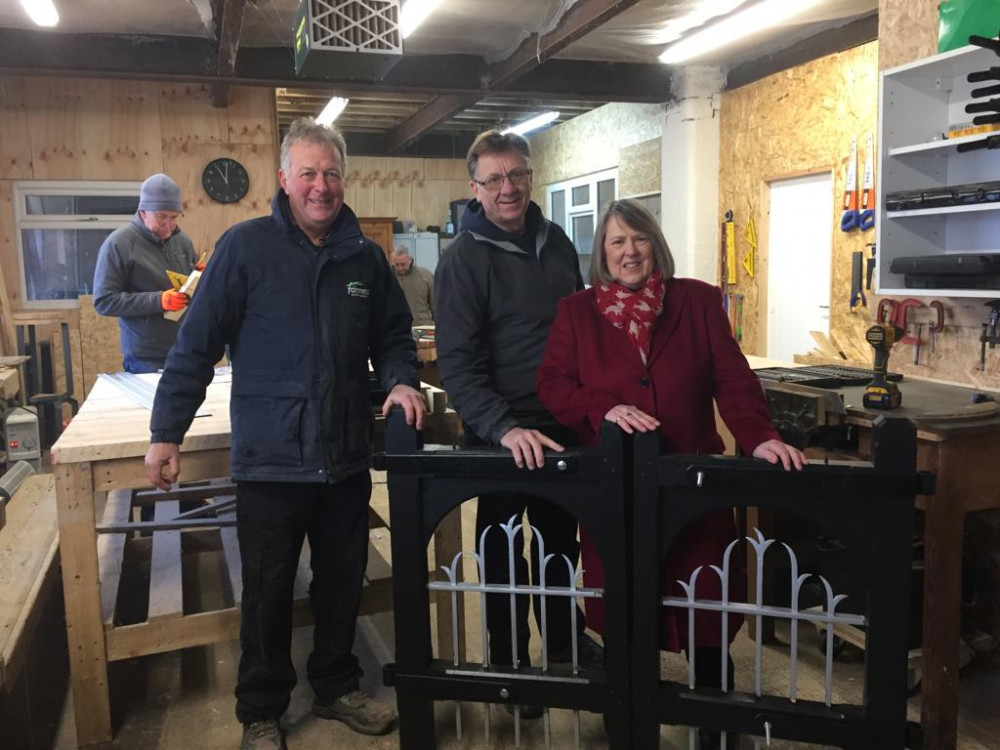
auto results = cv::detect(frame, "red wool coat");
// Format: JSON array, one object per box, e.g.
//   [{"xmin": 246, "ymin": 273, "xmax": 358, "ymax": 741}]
[{"xmin": 536, "ymin": 277, "xmax": 779, "ymax": 651}]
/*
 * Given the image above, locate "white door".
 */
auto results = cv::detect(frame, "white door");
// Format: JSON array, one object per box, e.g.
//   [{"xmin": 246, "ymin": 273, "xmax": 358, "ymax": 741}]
[{"xmin": 766, "ymin": 173, "xmax": 834, "ymax": 362}]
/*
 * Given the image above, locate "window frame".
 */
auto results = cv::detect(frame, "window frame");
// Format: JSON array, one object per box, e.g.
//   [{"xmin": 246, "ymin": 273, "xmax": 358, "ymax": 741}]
[
  {"xmin": 13, "ymin": 180, "xmax": 142, "ymax": 309},
  {"xmin": 546, "ymin": 168, "xmax": 618, "ymax": 280}
]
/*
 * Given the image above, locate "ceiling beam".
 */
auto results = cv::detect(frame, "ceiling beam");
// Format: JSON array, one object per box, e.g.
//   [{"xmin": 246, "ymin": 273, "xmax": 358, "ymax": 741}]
[
  {"xmin": 211, "ymin": 0, "xmax": 248, "ymax": 107},
  {"xmin": 726, "ymin": 12, "xmax": 878, "ymax": 91},
  {"xmin": 0, "ymin": 28, "xmax": 669, "ymax": 103},
  {"xmin": 383, "ymin": 0, "xmax": 645, "ymax": 154}
]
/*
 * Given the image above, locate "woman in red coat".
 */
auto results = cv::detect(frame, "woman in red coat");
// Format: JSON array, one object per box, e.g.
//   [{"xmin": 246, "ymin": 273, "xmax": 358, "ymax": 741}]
[{"xmin": 536, "ymin": 199, "xmax": 804, "ymax": 734}]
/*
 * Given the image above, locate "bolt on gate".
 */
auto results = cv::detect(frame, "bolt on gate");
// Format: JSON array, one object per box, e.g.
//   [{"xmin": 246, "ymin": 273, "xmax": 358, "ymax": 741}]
[
  {"xmin": 376, "ymin": 414, "xmax": 631, "ymax": 749},
  {"xmin": 631, "ymin": 417, "xmax": 928, "ymax": 749}
]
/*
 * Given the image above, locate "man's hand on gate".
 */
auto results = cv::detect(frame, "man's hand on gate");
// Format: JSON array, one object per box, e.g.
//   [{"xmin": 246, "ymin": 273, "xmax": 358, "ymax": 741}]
[
  {"xmin": 500, "ymin": 427, "xmax": 564, "ymax": 471},
  {"xmin": 145, "ymin": 442, "xmax": 181, "ymax": 490},
  {"xmin": 382, "ymin": 384, "xmax": 427, "ymax": 430}
]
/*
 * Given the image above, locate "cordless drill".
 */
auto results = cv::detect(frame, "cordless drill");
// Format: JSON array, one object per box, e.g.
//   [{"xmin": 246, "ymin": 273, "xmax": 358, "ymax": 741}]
[{"xmin": 863, "ymin": 324, "xmax": 903, "ymax": 410}]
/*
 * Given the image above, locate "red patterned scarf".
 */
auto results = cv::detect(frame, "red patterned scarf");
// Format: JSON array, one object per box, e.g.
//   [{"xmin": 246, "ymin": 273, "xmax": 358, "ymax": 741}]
[{"xmin": 594, "ymin": 270, "xmax": 665, "ymax": 365}]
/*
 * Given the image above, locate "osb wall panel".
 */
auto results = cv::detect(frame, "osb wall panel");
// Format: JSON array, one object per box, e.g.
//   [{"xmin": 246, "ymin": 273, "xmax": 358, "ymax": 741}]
[
  {"xmin": 719, "ymin": 42, "xmax": 878, "ymax": 357},
  {"xmin": 530, "ymin": 102, "xmax": 665, "ymax": 211},
  {"xmin": 344, "ymin": 156, "xmax": 468, "ymax": 230},
  {"xmin": 873, "ymin": 0, "xmax": 1000, "ymax": 388},
  {"xmin": 619, "ymin": 138, "xmax": 662, "ymax": 198},
  {"xmin": 78, "ymin": 294, "xmax": 121, "ymax": 394},
  {"xmin": 878, "ymin": 0, "xmax": 940, "ymax": 71}
]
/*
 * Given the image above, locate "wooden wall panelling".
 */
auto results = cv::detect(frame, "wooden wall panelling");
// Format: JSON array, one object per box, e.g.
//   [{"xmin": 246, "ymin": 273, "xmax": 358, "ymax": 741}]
[
  {"xmin": 349, "ymin": 155, "xmax": 375, "ymax": 218},
  {"xmin": 225, "ymin": 87, "xmax": 276, "ymax": 146},
  {"xmin": 158, "ymin": 84, "xmax": 229, "ymax": 146},
  {"xmin": 619, "ymin": 137, "xmax": 662, "ymax": 198},
  {"xmin": 0, "ymin": 180, "xmax": 21, "ymax": 316},
  {"xmin": 78, "ymin": 294, "xmax": 121, "ymax": 396},
  {"xmin": 370, "ymin": 157, "xmax": 395, "ymax": 217},
  {"xmin": 718, "ymin": 42, "xmax": 878, "ymax": 358},
  {"xmin": 160, "ymin": 141, "xmax": 278, "ymax": 258},
  {"xmin": 0, "ymin": 77, "xmax": 33, "ymax": 180}
]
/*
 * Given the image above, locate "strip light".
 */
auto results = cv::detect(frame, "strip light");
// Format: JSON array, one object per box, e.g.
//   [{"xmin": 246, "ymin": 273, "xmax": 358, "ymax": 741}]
[
  {"xmin": 316, "ymin": 96, "xmax": 349, "ymax": 126},
  {"xmin": 502, "ymin": 111, "xmax": 560, "ymax": 136},
  {"xmin": 659, "ymin": 0, "xmax": 821, "ymax": 64},
  {"xmin": 18, "ymin": 0, "xmax": 59, "ymax": 27},
  {"xmin": 400, "ymin": 0, "xmax": 443, "ymax": 39}
]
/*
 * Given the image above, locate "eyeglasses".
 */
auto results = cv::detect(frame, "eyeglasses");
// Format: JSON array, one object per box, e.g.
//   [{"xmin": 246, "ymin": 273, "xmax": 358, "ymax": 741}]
[{"xmin": 473, "ymin": 167, "xmax": 532, "ymax": 193}]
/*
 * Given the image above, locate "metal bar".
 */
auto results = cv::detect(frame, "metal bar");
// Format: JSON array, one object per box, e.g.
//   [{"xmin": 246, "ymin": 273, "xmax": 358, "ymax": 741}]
[
  {"xmin": 661, "ymin": 599, "xmax": 865, "ymax": 626},
  {"xmin": 97, "ymin": 517, "xmax": 235, "ymax": 533},
  {"xmin": 172, "ymin": 498, "xmax": 235, "ymax": 520},
  {"xmin": 428, "ymin": 581, "xmax": 603, "ymax": 598}
]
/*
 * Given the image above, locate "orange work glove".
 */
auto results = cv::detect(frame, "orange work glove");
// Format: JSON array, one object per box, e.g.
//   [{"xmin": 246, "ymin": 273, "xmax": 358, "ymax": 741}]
[{"xmin": 161, "ymin": 290, "xmax": 189, "ymax": 312}]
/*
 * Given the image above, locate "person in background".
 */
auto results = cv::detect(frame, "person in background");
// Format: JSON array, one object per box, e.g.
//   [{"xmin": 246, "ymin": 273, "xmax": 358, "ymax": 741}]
[
  {"xmin": 93, "ymin": 173, "xmax": 199, "ymax": 373},
  {"xmin": 536, "ymin": 198, "xmax": 805, "ymax": 750},
  {"xmin": 434, "ymin": 130, "xmax": 602, "ymax": 719},
  {"xmin": 144, "ymin": 118, "xmax": 426, "ymax": 750},
  {"xmin": 390, "ymin": 246, "xmax": 435, "ymax": 326}
]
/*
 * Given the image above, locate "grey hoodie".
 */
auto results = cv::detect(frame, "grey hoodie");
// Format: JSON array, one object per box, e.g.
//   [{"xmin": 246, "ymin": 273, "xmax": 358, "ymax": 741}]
[{"xmin": 93, "ymin": 214, "xmax": 198, "ymax": 363}]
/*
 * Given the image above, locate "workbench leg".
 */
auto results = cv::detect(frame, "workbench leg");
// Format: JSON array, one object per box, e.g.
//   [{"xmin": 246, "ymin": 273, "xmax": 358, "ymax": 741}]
[
  {"xmin": 433, "ymin": 504, "xmax": 466, "ymax": 661},
  {"xmin": 921, "ymin": 486, "xmax": 963, "ymax": 750},
  {"xmin": 54, "ymin": 462, "xmax": 112, "ymax": 746}
]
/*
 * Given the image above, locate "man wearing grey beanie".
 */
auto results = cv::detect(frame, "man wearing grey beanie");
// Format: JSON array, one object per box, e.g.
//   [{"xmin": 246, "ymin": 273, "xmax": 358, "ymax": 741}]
[{"xmin": 93, "ymin": 173, "xmax": 200, "ymax": 373}]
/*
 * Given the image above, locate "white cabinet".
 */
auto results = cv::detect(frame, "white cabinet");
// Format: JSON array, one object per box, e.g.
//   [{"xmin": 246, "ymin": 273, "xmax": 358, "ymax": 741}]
[
  {"xmin": 877, "ymin": 44, "xmax": 1000, "ymax": 297},
  {"xmin": 393, "ymin": 232, "xmax": 440, "ymax": 273}
]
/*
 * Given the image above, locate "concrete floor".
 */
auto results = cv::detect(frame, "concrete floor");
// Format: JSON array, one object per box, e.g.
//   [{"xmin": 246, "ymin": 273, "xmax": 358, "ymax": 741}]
[{"xmin": 41, "ymin": 478, "xmax": 1000, "ymax": 749}]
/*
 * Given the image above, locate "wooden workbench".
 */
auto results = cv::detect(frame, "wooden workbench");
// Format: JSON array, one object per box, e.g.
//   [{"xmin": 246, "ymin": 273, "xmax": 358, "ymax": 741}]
[
  {"xmin": 747, "ymin": 356, "xmax": 1000, "ymax": 750},
  {"xmin": 49, "ymin": 372, "xmax": 460, "ymax": 746}
]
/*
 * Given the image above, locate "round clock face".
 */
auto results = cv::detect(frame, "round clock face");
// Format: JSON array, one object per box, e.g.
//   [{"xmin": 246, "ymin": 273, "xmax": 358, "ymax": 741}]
[{"xmin": 202, "ymin": 157, "xmax": 249, "ymax": 204}]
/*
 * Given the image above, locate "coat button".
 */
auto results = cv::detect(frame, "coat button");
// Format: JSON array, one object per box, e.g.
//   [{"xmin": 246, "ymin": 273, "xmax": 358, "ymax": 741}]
[{"xmin": 639, "ymin": 377, "xmax": 650, "ymax": 388}]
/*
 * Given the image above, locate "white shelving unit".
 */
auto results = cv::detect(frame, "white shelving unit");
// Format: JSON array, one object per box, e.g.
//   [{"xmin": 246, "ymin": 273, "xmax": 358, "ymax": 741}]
[{"xmin": 877, "ymin": 44, "xmax": 1000, "ymax": 297}]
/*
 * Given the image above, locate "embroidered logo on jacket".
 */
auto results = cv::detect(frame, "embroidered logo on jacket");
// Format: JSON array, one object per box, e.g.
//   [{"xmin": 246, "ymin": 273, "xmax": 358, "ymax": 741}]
[{"xmin": 346, "ymin": 281, "xmax": 370, "ymax": 299}]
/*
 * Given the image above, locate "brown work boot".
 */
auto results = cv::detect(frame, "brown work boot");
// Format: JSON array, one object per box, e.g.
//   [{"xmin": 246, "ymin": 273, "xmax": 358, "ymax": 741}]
[
  {"xmin": 239, "ymin": 719, "xmax": 286, "ymax": 750},
  {"xmin": 314, "ymin": 689, "xmax": 397, "ymax": 736}
]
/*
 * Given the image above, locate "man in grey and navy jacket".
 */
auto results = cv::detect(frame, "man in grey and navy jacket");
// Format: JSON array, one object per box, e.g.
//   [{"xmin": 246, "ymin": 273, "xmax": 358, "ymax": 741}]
[
  {"xmin": 93, "ymin": 173, "xmax": 199, "ymax": 373},
  {"xmin": 145, "ymin": 119, "xmax": 425, "ymax": 750}
]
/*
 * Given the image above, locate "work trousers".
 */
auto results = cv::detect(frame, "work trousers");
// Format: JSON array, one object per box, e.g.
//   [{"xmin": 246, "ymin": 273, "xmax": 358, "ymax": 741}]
[
  {"xmin": 476, "ymin": 491, "xmax": 586, "ymax": 666},
  {"xmin": 234, "ymin": 471, "xmax": 371, "ymax": 724}
]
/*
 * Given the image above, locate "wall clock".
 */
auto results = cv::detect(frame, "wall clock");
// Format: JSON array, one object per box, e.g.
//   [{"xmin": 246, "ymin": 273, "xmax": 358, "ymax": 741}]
[{"xmin": 202, "ymin": 157, "xmax": 250, "ymax": 204}]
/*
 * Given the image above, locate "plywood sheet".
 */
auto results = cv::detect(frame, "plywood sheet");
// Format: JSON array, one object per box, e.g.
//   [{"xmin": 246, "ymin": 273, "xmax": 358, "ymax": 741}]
[
  {"xmin": 158, "ymin": 84, "xmax": 229, "ymax": 146},
  {"xmin": 878, "ymin": 0, "xmax": 940, "ymax": 71},
  {"xmin": 619, "ymin": 137, "xmax": 662, "ymax": 198},
  {"xmin": 0, "ymin": 77, "xmax": 33, "ymax": 180},
  {"xmin": 79, "ymin": 294, "xmax": 122, "ymax": 396},
  {"xmin": 719, "ymin": 42, "xmax": 878, "ymax": 360}
]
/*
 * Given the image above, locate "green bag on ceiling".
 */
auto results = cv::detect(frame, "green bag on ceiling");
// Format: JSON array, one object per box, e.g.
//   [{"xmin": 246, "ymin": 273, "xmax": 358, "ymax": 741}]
[{"xmin": 939, "ymin": 0, "xmax": 1000, "ymax": 53}]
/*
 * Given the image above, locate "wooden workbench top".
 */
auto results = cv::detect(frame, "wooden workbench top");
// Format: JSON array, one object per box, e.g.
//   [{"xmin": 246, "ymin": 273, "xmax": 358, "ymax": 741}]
[{"xmin": 50, "ymin": 373, "xmax": 232, "ymax": 466}]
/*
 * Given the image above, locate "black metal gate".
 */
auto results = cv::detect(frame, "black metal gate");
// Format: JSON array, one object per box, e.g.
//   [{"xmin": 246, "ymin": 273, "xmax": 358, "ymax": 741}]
[
  {"xmin": 376, "ymin": 414, "xmax": 632, "ymax": 748},
  {"xmin": 631, "ymin": 417, "xmax": 927, "ymax": 749}
]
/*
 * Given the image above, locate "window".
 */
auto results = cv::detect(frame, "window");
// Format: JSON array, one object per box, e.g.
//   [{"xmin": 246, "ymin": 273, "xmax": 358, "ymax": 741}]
[
  {"xmin": 547, "ymin": 169, "xmax": 617, "ymax": 280},
  {"xmin": 14, "ymin": 181, "xmax": 141, "ymax": 308}
]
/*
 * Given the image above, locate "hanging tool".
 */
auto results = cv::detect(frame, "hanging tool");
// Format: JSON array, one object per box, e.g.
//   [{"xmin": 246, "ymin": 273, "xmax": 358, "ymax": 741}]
[
  {"xmin": 865, "ymin": 242, "xmax": 876, "ymax": 290},
  {"xmin": 929, "ymin": 300, "xmax": 945, "ymax": 354},
  {"xmin": 720, "ymin": 217, "xmax": 730, "ymax": 300},
  {"xmin": 979, "ymin": 299, "xmax": 1000, "ymax": 371},
  {"xmin": 914, "ymin": 323, "xmax": 923, "ymax": 365},
  {"xmin": 743, "ymin": 218, "xmax": 757, "ymax": 278},
  {"xmin": 850, "ymin": 251, "xmax": 866, "ymax": 311},
  {"xmin": 840, "ymin": 135, "xmax": 859, "ymax": 231},
  {"xmin": 863, "ymin": 324, "xmax": 903, "ymax": 410},
  {"xmin": 724, "ymin": 210, "xmax": 737, "ymax": 285},
  {"xmin": 877, "ymin": 298, "xmax": 924, "ymax": 346},
  {"xmin": 735, "ymin": 293, "xmax": 744, "ymax": 343},
  {"xmin": 859, "ymin": 133, "xmax": 876, "ymax": 231}
]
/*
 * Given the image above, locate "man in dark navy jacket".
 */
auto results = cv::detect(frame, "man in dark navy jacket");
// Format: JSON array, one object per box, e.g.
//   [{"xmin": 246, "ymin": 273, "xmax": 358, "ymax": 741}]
[{"xmin": 145, "ymin": 118, "xmax": 425, "ymax": 750}]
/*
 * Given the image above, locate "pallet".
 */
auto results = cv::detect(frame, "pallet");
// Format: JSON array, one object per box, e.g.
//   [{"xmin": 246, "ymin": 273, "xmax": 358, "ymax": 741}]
[{"xmin": 97, "ymin": 477, "xmax": 397, "ymax": 660}]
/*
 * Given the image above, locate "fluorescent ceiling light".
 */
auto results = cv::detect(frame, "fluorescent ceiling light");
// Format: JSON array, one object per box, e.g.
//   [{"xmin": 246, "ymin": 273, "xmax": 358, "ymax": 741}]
[
  {"xmin": 502, "ymin": 111, "xmax": 560, "ymax": 136},
  {"xmin": 19, "ymin": 0, "xmax": 59, "ymax": 27},
  {"xmin": 316, "ymin": 96, "xmax": 349, "ymax": 126},
  {"xmin": 400, "ymin": 0, "xmax": 443, "ymax": 39},
  {"xmin": 655, "ymin": 0, "xmax": 747, "ymax": 46},
  {"xmin": 659, "ymin": 0, "xmax": 821, "ymax": 64}
]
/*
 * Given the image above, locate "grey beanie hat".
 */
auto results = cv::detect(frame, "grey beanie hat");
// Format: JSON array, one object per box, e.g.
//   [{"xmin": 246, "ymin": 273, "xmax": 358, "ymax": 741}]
[{"xmin": 139, "ymin": 173, "xmax": 183, "ymax": 213}]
